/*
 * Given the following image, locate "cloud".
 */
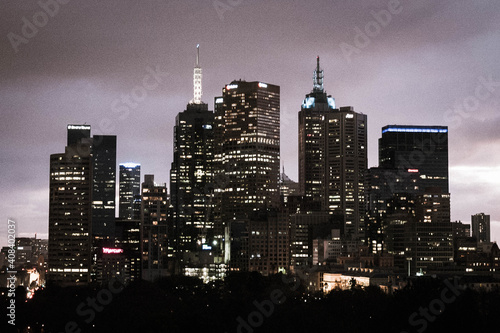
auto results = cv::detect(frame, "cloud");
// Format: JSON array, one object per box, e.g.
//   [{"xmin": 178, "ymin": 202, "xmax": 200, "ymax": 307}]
[{"xmin": 1, "ymin": 0, "xmax": 500, "ymax": 246}]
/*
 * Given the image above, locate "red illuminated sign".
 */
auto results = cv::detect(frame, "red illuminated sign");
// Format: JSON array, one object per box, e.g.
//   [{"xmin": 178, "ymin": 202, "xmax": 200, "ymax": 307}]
[{"xmin": 102, "ymin": 248, "xmax": 124, "ymax": 254}]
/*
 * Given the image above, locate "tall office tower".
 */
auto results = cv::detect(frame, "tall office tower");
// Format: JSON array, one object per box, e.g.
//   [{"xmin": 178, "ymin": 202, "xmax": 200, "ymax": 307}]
[
  {"xmin": 49, "ymin": 125, "xmax": 117, "ymax": 286},
  {"xmin": 298, "ymin": 57, "xmax": 336, "ymax": 210},
  {"xmin": 91, "ymin": 135, "xmax": 117, "ymax": 239},
  {"xmin": 141, "ymin": 175, "xmax": 171, "ymax": 281},
  {"xmin": 471, "ymin": 213, "xmax": 491, "ymax": 244},
  {"xmin": 119, "ymin": 163, "xmax": 141, "ymax": 220},
  {"xmin": 298, "ymin": 57, "xmax": 367, "ymax": 241},
  {"xmin": 49, "ymin": 125, "xmax": 92, "ymax": 286},
  {"xmin": 324, "ymin": 107, "xmax": 367, "ymax": 241},
  {"xmin": 214, "ymin": 80, "xmax": 280, "ymax": 271},
  {"xmin": 214, "ymin": 80, "xmax": 280, "ymax": 219},
  {"xmin": 379, "ymin": 125, "xmax": 449, "ymax": 193},
  {"xmin": 170, "ymin": 45, "xmax": 218, "ymax": 273}
]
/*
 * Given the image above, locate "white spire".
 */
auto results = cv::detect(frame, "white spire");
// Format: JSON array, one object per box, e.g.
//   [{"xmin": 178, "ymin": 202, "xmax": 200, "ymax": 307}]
[{"xmin": 191, "ymin": 44, "xmax": 203, "ymax": 104}]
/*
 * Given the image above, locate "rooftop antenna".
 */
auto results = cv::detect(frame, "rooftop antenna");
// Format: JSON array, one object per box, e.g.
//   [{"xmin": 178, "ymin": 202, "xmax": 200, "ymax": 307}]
[
  {"xmin": 313, "ymin": 56, "xmax": 324, "ymax": 92},
  {"xmin": 190, "ymin": 44, "xmax": 203, "ymax": 104}
]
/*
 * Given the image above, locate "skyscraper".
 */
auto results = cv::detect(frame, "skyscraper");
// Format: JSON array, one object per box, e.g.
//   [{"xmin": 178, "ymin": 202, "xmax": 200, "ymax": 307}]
[
  {"xmin": 299, "ymin": 57, "xmax": 336, "ymax": 209},
  {"xmin": 170, "ymin": 45, "xmax": 219, "ymax": 273},
  {"xmin": 324, "ymin": 107, "xmax": 367, "ymax": 241},
  {"xmin": 471, "ymin": 213, "xmax": 491, "ymax": 244},
  {"xmin": 48, "ymin": 125, "xmax": 92, "ymax": 286},
  {"xmin": 91, "ymin": 135, "xmax": 117, "ymax": 239},
  {"xmin": 298, "ymin": 57, "xmax": 367, "ymax": 241},
  {"xmin": 119, "ymin": 163, "xmax": 141, "ymax": 220},
  {"xmin": 141, "ymin": 174, "xmax": 171, "ymax": 281},
  {"xmin": 49, "ymin": 125, "xmax": 117, "ymax": 286},
  {"xmin": 214, "ymin": 80, "xmax": 280, "ymax": 271},
  {"xmin": 379, "ymin": 125, "xmax": 449, "ymax": 193},
  {"xmin": 214, "ymin": 80, "xmax": 281, "ymax": 219}
]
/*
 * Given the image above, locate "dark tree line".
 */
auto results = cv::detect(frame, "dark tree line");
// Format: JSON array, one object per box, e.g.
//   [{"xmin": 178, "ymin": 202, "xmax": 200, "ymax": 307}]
[{"xmin": 2, "ymin": 273, "xmax": 500, "ymax": 333}]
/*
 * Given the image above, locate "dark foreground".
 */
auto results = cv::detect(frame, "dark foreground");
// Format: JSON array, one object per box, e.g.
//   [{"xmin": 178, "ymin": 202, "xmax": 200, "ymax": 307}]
[{"xmin": 2, "ymin": 273, "xmax": 500, "ymax": 333}]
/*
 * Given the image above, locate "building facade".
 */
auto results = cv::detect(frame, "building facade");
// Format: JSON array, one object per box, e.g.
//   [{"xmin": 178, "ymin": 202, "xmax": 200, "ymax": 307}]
[
  {"xmin": 214, "ymin": 80, "xmax": 280, "ymax": 271},
  {"xmin": 48, "ymin": 125, "xmax": 93, "ymax": 286},
  {"xmin": 119, "ymin": 163, "xmax": 141, "ymax": 220},
  {"xmin": 214, "ymin": 80, "xmax": 281, "ymax": 219},
  {"xmin": 379, "ymin": 125, "xmax": 449, "ymax": 193},
  {"xmin": 472, "ymin": 213, "xmax": 491, "ymax": 244},
  {"xmin": 141, "ymin": 175, "xmax": 171, "ymax": 281},
  {"xmin": 298, "ymin": 57, "xmax": 367, "ymax": 241}
]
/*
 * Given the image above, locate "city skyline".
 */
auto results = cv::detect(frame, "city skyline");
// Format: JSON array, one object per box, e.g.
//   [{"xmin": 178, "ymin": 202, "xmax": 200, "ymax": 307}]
[{"xmin": 1, "ymin": 0, "xmax": 500, "ymax": 246}]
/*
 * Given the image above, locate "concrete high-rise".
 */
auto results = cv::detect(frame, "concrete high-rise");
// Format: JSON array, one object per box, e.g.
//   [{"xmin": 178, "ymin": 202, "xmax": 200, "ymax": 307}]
[
  {"xmin": 119, "ymin": 163, "xmax": 141, "ymax": 220},
  {"xmin": 379, "ymin": 125, "xmax": 449, "ymax": 193},
  {"xmin": 298, "ymin": 57, "xmax": 367, "ymax": 241}
]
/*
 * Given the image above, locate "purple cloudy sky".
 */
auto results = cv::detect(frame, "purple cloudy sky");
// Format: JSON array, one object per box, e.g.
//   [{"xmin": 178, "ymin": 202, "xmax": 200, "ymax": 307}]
[{"xmin": 1, "ymin": 0, "xmax": 499, "ymax": 246}]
